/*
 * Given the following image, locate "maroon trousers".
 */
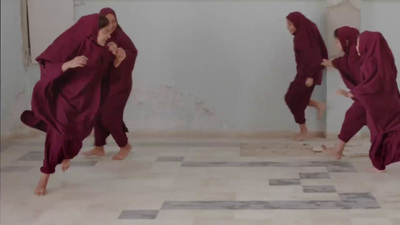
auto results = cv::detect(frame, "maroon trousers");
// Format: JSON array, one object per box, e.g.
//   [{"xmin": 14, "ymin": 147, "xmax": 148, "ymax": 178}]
[
  {"xmin": 41, "ymin": 127, "xmax": 82, "ymax": 174},
  {"xmin": 370, "ymin": 129, "xmax": 400, "ymax": 170},
  {"xmin": 338, "ymin": 102, "xmax": 367, "ymax": 142},
  {"xmin": 21, "ymin": 111, "xmax": 82, "ymax": 174},
  {"xmin": 21, "ymin": 110, "xmax": 47, "ymax": 132},
  {"xmin": 94, "ymin": 117, "xmax": 128, "ymax": 148},
  {"xmin": 94, "ymin": 93, "xmax": 129, "ymax": 148},
  {"xmin": 285, "ymin": 80, "xmax": 315, "ymax": 124}
]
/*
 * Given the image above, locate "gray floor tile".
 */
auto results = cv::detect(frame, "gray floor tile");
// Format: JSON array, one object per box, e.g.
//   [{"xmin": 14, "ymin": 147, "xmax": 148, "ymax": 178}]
[
  {"xmin": 118, "ymin": 210, "xmax": 159, "ymax": 220},
  {"xmin": 1, "ymin": 166, "xmax": 33, "ymax": 172},
  {"xmin": 161, "ymin": 192, "xmax": 381, "ymax": 210},
  {"xmin": 338, "ymin": 193, "xmax": 381, "ymax": 209},
  {"xmin": 156, "ymin": 156, "xmax": 185, "ymax": 162},
  {"xmin": 0, "ymin": 142, "xmax": 13, "ymax": 153},
  {"xmin": 134, "ymin": 142, "xmax": 240, "ymax": 148},
  {"xmin": 303, "ymin": 185, "xmax": 337, "ymax": 193},
  {"xmin": 391, "ymin": 218, "xmax": 400, "ymax": 225},
  {"xmin": 17, "ymin": 151, "xmax": 43, "ymax": 161},
  {"xmin": 70, "ymin": 161, "xmax": 98, "ymax": 167},
  {"xmin": 299, "ymin": 172, "xmax": 330, "ymax": 179},
  {"xmin": 181, "ymin": 161, "xmax": 356, "ymax": 173},
  {"xmin": 269, "ymin": 179, "xmax": 301, "ymax": 186}
]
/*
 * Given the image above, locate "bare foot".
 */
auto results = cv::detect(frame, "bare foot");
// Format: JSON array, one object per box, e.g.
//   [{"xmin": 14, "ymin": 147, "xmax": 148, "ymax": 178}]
[
  {"xmin": 112, "ymin": 144, "xmax": 132, "ymax": 160},
  {"xmin": 322, "ymin": 145, "xmax": 343, "ymax": 160},
  {"xmin": 82, "ymin": 147, "xmax": 105, "ymax": 157},
  {"xmin": 61, "ymin": 159, "xmax": 70, "ymax": 172},
  {"xmin": 34, "ymin": 173, "xmax": 50, "ymax": 196},
  {"xmin": 367, "ymin": 167, "xmax": 385, "ymax": 173},
  {"xmin": 295, "ymin": 124, "xmax": 308, "ymax": 141},
  {"xmin": 295, "ymin": 132, "xmax": 308, "ymax": 141},
  {"xmin": 317, "ymin": 103, "xmax": 326, "ymax": 120}
]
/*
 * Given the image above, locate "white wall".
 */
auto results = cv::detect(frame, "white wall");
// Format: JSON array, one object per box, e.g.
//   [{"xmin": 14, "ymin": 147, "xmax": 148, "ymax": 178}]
[
  {"xmin": 15, "ymin": 0, "xmax": 400, "ymax": 138},
  {"xmin": 75, "ymin": 0, "xmax": 327, "ymax": 133},
  {"xmin": 4, "ymin": 0, "xmax": 399, "ymax": 139},
  {"xmin": 28, "ymin": 0, "xmax": 74, "ymax": 61},
  {"xmin": 1, "ymin": 0, "xmax": 40, "ymax": 138}
]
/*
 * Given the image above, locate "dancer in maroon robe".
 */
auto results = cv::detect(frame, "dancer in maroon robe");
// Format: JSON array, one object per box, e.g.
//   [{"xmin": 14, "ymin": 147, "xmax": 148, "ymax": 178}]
[
  {"xmin": 285, "ymin": 12, "xmax": 328, "ymax": 140},
  {"xmin": 340, "ymin": 31, "xmax": 400, "ymax": 172},
  {"xmin": 321, "ymin": 26, "xmax": 367, "ymax": 159},
  {"xmin": 20, "ymin": 14, "xmax": 126, "ymax": 196},
  {"xmin": 83, "ymin": 8, "xmax": 138, "ymax": 160}
]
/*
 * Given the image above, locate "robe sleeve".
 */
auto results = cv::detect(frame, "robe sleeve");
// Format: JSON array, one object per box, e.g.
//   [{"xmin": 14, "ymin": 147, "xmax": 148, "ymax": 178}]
[{"xmin": 332, "ymin": 57, "xmax": 356, "ymax": 90}]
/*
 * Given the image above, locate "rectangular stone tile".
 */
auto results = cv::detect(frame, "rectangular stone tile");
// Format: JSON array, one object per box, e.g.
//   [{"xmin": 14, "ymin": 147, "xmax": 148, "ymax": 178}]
[
  {"xmin": 348, "ymin": 209, "xmax": 388, "ymax": 219},
  {"xmin": 234, "ymin": 211, "xmax": 274, "ymax": 220},
  {"xmin": 291, "ymin": 161, "xmax": 357, "ymax": 173},
  {"xmin": 303, "ymin": 185, "xmax": 337, "ymax": 193},
  {"xmin": 284, "ymin": 161, "xmax": 355, "ymax": 168},
  {"xmin": 240, "ymin": 143, "xmax": 314, "ymax": 157},
  {"xmin": 13, "ymin": 141, "xmax": 240, "ymax": 148},
  {"xmin": 235, "ymin": 192, "xmax": 340, "ymax": 202},
  {"xmin": 118, "ymin": 210, "xmax": 159, "ymax": 220},
  {"xmin": 134, "ymin": 142, "xmax": 240, "ymax": 148},
  {"xmin": 162, "ymin": 192, "xmax": 381, "ymax": 210},
  {"xmin": 17, "ymin": 151, "xmax": 43, "ymax": 161},
  {"xmin": 156, "ymin": 210, "xmax": 234, "ymax": 221},
  {"xmin": 16, "ymin": 152, "xmax": 98, "ymax": 166},
  {"xmin": 162, "ymin": 200, "xmax": 378, "ymax": 210},
  {"xmin": 351, "ymin": 218, "xmax": 393, "ymax": 225},
  {"xmin": 312, "ymin": 218, "xmax": 352, "ymax": 225},
  {"xmin": 339, "ymin": 193, "xmax": 381, "ymax": 209},
  {"xmin": 392, "ymin": 218, "xmax": 400, "ymax": 225},
  {"xmin": 181, "ymin": 161, "xmax": 286, "ymax": 167},
  {"xmin": 16, "ymin": 150, "xmax": 98, "ymax": 166},
  {"xmin": 181, "ymin": 161, "xmax": 356, "ymax": 173},
  {"xmin": 385, "ymin": 210, "xmax": 400, "ymax": 219},
  {"xmin": 269, "ymin": 179, "xmax": 301, "ymax": 186},
  {"xmin": 339, "ymin": 193, "xmax": 377, "ymax": 202},
  {"xmin": 0, "ymin": 166, "xmax": 33, "ymax": 172},
  {"xmin": 70, "ymin": 161, "xmax": 98, "ymax": 167},
  {"xmin": 326, "ymin": 165, "xmax": 357, "ymax": 173},
  {"xmin": 8, "ymin": 142, "xmax": 43, "ymax": 147},
  {"xmin": 195, "ymin": 218, "xmax": 273, "ymax": 225},
  {"xmin": 189, "ymin": 162, "xmax": 274, "ymax": 167},
  {"xmin": 0, "ymin": 142, "xmax": 13, "ymax": 153},
  {"xmin": 156, "ymin": 157, "xmax": 185, "ymax": 162},
  {"xmin": 241, "ymin": 142, "xmax": 312, "ymax": 150},
  {"xmin": 299, "ymin": 172, "xmax": 330, "ymax": 179}
]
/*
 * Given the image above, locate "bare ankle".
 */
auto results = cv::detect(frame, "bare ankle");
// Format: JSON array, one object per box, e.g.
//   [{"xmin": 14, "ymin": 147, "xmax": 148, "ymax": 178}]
[
  {"xmin": 299, "ymin": 124, "xmax": 308, "ymax": 133},
  {"xmin": 61, "ymin": 159, "xmax": 71, "ymax": 172},
  {"xmin": 40, "ymin": 173, "xmax": 50, "ymax": 181},
  {"xmin": 367, "ymin": 167, "xmax": 385, "ymax": 173},
  {"xmin": 82, "ymin": 146, "xmax": 105, "ymax": 156},
  {"xmin": 122, "ymin": 143, "xmax": 132, "ymax": 150},
  {"xmin": 113, "ymin": 144, "xmax": 132, "ymax": 160},
  {"xmin": 35, "ymin": 173, "xmax": 50, "ymax": 196}
]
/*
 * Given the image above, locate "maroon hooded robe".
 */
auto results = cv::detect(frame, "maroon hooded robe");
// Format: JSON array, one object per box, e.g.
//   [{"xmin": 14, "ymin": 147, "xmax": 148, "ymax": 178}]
[
  {"xmin": 20, "ymin": 14, "xmax": 111, "ymax": 173},
  {"xmin": 331, "ymin": 26, "xmax": 367, "ymax": 142},
  {"xmin": 285, "ymin": 12, "xmax": 328, "ymax": 124},
  {"xmin": 351, "ymin": 31, "xmax": 400, "ymax": 170},
  {"xmin": 94, "ymin": 8, "xmax": 138, "ymax": 148}
]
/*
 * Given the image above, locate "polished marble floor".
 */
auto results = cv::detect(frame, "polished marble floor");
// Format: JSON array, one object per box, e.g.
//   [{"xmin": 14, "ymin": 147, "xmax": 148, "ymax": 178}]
[{"xmin": 1, "ymin": 136, "xmax": 400, "ymax": 225}]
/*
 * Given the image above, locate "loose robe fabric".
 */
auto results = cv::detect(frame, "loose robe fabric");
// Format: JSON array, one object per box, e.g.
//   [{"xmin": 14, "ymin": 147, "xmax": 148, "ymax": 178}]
[
  {"xmin": 94, "ymin": 8, "xmax": 138, "ymax": 148},
  {"xmin": 285, "ymin": 12, "xmax": 328, "ymax": 124},
  {"xmin": 21, "ymin": 14, "xmax": 111, "ymax": 173},
  {"xmin": 331, "ymin": 26, "xmax": 367, "ymax": 142},
  {"xmin": 351, "ymin": 31, "xmax": 400, "ymax": 170}
]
